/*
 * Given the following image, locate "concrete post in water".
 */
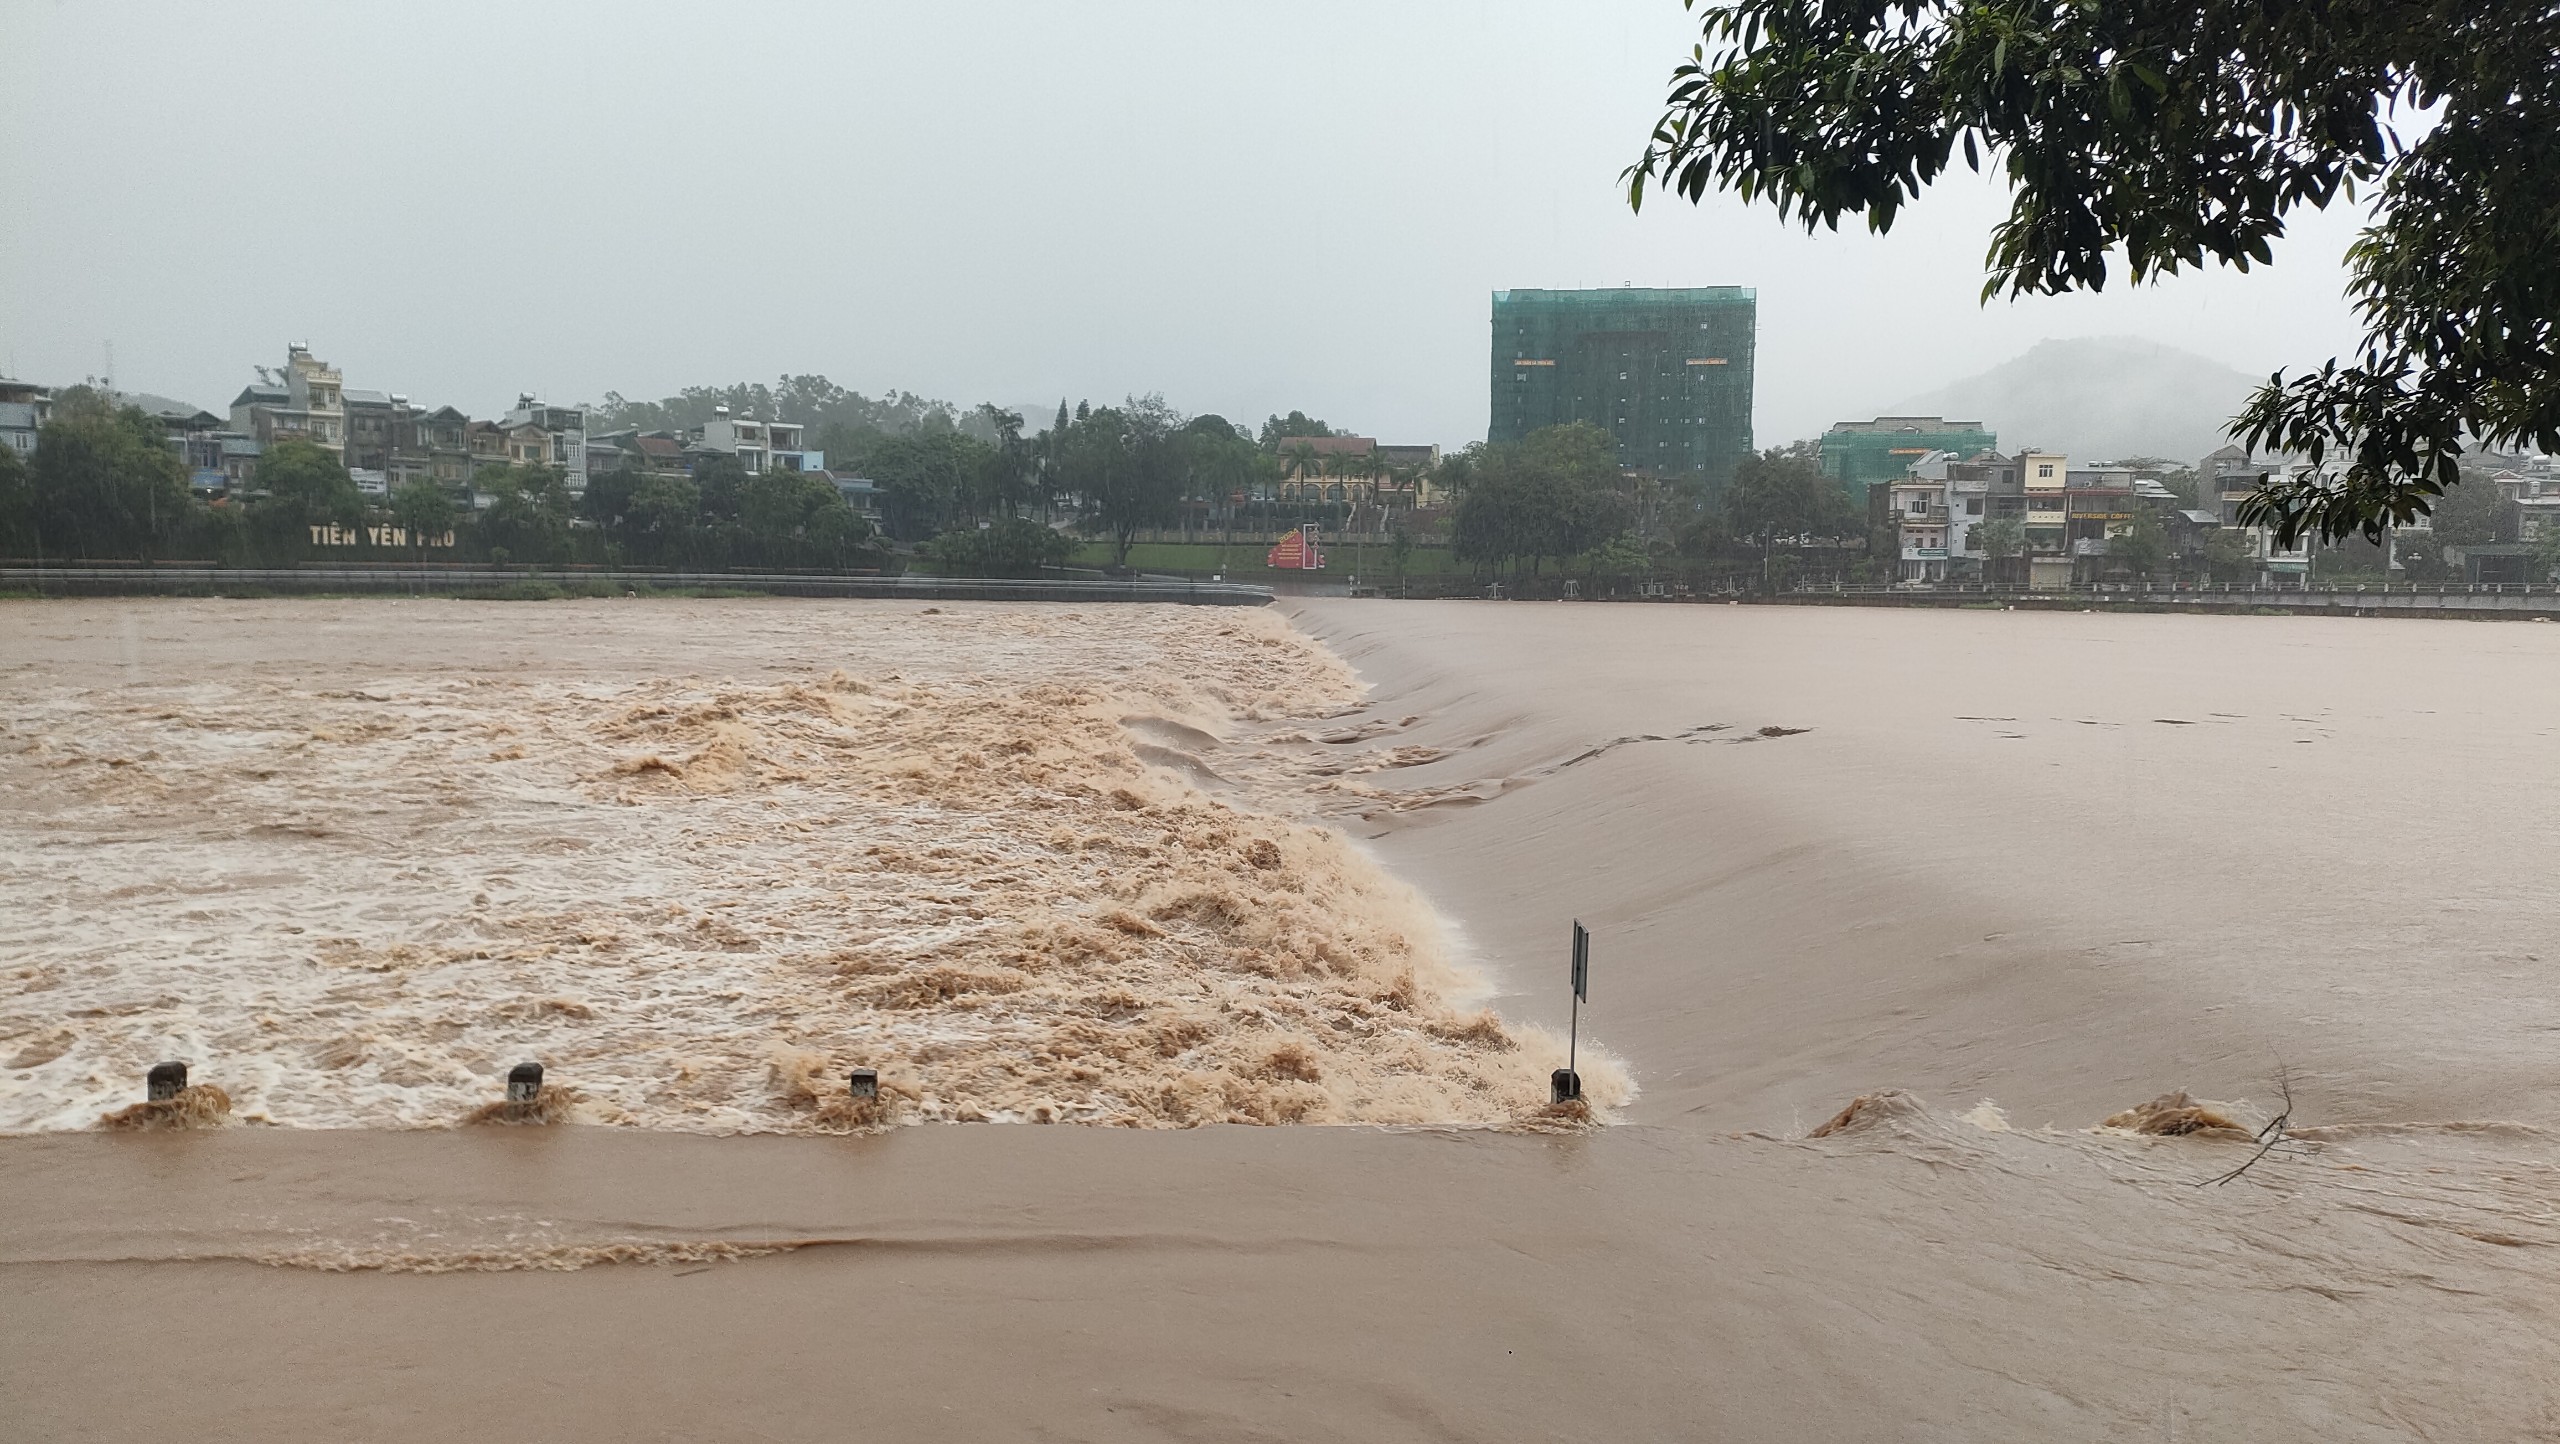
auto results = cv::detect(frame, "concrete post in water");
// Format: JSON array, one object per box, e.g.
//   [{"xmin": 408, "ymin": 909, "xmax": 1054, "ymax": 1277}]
[
  {"xmin": 848, "ymin": 1067, "xmax": 879, "ymax": 1100},
  {"xmin": 507, "ymin": 1062, "xmax": 544, "ymax": 1103},
  {"xmin": 147, "ymin": 1061, "xmax": 188, "ymax": 1102},
  {"xmin": 1550, "ymin": 1067, "xmax": 1582, "ymax": 1104}
]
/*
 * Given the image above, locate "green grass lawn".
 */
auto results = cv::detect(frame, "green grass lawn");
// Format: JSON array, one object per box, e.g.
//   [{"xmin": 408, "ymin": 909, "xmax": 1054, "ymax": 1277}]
[{"xmin": 1069, "ymin": 541, "xmax": 1465, "ymax": 578}]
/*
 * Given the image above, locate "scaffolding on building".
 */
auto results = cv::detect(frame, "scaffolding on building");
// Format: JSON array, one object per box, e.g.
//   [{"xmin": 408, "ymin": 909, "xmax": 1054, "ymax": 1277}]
[{"xmin": 1489, "ymin": 287, "xmax": 1757, "ymax": 488}]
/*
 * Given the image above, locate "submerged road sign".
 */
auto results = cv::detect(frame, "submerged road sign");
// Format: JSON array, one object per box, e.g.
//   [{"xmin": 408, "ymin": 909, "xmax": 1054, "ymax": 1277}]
[{"xmin": 1555, "ymin": 920, "xmax": 1591, "ymax": 1104}]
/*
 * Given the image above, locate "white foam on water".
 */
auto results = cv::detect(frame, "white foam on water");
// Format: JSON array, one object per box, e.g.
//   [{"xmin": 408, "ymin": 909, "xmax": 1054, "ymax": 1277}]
[{"xmin": 0, "ymin": 600, "xmax": 1626, "ymax": 1133}]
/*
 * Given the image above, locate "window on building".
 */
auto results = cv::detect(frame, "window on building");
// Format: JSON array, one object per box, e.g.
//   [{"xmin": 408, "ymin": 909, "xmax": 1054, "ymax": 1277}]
[
  {"xmin": 1966, "ymin": 499, "xmax": 1983, "ymax": 515},
  {"xmin": 2038, "ymin": 463, "xmax": 2055, "ymax": 478}
]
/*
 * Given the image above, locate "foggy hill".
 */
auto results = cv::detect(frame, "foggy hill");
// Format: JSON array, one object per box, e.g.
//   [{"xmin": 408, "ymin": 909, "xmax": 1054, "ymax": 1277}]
[
  {"xmin": 122, "ymin": 391, "xmax": 212, "ymax": 419},
  {"xmin": 1891, "ymin": 337, "xmax": 2267, "ymax": 466}
]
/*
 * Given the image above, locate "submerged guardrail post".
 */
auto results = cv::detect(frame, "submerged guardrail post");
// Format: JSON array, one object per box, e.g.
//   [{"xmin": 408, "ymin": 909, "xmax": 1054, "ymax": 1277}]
[
  {"xmin": 848, "ymin": 1067, "xmax": 879, "ymax": 1099},
  {"xmin": 507, "ymin": 1062, "xmax": 544, "ymax": 1103},
  {"xmin": 147, "ymin": 1060, "xmax": 188, "ymax": 1101}
]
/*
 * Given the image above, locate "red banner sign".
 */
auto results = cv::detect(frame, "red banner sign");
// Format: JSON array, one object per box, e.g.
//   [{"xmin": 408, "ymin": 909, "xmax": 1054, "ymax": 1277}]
[{"xmin": 1265, "ymin": 525, "xmax": 1325, "ymax": 570}]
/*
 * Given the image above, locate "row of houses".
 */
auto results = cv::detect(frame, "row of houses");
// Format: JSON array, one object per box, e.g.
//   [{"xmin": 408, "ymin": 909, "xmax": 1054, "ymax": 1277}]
[
  {"xmin": 1880, "ymin": 446, "xmax": 2227, "ymax": 586},
  {"xmin": 0, "ymin": 378, "xmax": 51, "ymax": 459},
  {"xmin": 212, "ymin": 346, "xmax": 592, "ymax": 499},
  {"xmin": 587, "ymin": 413, "xmax": 822, "ymax": 481},
  {"xmin": 2443, "ymin": 465, "xmax": 2560, "ymax": 582},
  {"xmin": 2, "ymin": 345, "xmax": 872, "ymax": 515},
  {"xmin": 1879, "ymin": 440, "xmax": 2560, "ymax": 586}
]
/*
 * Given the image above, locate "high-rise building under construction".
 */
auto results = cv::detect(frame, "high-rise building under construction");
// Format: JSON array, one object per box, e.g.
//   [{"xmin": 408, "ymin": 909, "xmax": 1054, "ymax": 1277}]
[{"xmin": 1489, "ymin": 287, "xmax": 1756, "ymax": 485}]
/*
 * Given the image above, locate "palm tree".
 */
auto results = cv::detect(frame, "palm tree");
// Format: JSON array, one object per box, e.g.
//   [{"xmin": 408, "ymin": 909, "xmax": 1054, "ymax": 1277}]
[
  {"xmin": 1281, "ymin": 441, "xmax": 1321, "ymax": 510},
  {"xmin": 1352, "ymin": 450, "xmax": 1386, "ymax": 507},
  {"xmin": 1380, "ymin": 460, "xmax": 1418, "ymax": 511},
  {"xmin": 1340, "ymin": 452, "xmax": 1381, "ymax": 577},
  {"xmin": 1317, "ymin": 447, "xmax": 1352, "ymax": 503}
]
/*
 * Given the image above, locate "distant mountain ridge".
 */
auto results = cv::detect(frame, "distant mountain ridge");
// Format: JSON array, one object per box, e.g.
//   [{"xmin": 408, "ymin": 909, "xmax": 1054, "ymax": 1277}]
[{"xmin": 1890, "ymin": 337, "xmax": 2266, "ymax": 466}]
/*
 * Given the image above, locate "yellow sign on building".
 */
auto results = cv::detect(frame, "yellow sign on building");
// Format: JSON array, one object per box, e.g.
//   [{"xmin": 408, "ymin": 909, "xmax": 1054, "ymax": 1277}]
[{"xmin": 308, "ymin": 523, "xmax": 456, "ymax": 549}]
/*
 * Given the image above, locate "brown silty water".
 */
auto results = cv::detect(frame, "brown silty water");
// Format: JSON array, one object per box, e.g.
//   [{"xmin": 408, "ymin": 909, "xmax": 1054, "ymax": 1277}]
[
  {"xmin": 6, "ymin": 596, "xmax": 2560, "ymax": 1441},
  {"xmin": 0, "ymin": 597, "xmax": 1622, "ymax": 1134}
]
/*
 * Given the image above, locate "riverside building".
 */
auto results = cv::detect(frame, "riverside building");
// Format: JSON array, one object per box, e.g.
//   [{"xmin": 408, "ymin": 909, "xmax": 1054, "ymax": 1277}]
[
  {"xmin": 1820, "ymin": 416, "xmax": 1997, "ymax": 499},
  {"xmin": 1489, "ymin": 287, "xmax": 1757, "ymax": 488}
]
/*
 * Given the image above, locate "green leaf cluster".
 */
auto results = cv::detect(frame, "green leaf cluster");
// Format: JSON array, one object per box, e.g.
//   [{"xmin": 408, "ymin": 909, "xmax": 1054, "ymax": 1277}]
[
  {"xmin": 1257, "ymin": 410, "xmax": 1335, "ymax": 448},
  {"xmin": 252, "ymin": 439, "xmax": 367, "ymax": 548},
  {"xmin": 1447, "ymin": 424, "xmax": 1633, "ymax": 578},
  {"xmin": 584, "ymin": 458, "xmax": 872, "ymax": 568},
  {"xmin": 923, "ymin": 515, "xmax": 1076, "ymax": 574},
  {"xmin": 473, "ymin": 463, "xmax": 576, "ymax": 565},
  {"xmin": 591, "ymin": 376, "xmax": 978, "ymax": 443},
  {"xmin": 16, "ymin": 395, "xmax": 192, "ymax": 560},
  {"xmin": 1629, "ymin": 0, "xmax": 2560, "ymax": 545}
]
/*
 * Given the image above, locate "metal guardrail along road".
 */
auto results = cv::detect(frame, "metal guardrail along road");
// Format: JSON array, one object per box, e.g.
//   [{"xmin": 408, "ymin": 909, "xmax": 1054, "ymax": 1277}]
[
  {"xmin": 1775, "ymin": 579, "xmax": 2560, "ymax": 616},
  {"xmin": 0, "ymin": 566, "xmax": 1277, "ymax": 607}
]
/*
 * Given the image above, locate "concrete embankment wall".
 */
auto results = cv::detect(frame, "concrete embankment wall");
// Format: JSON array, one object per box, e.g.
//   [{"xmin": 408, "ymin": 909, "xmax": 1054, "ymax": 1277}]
[
  {"xmin": 0, "ymin": 566, "xmax": 1274, "ymax": 606},
  {"xmin": 1771, "ymin": 588, "xmax": 2560, "ymax": 621}
]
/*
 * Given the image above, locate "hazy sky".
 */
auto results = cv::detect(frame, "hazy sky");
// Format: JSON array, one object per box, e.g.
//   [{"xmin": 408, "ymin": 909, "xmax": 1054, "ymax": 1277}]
[{"xmin": 2, "ymin": 1, "xmax": 2375, "ymax": 448}]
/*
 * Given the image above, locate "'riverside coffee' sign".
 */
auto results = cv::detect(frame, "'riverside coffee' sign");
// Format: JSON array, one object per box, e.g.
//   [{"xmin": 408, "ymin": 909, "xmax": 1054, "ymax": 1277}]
[{"xmin": 308, "ymin": 523, "xmax": 458, "ymax": 549}]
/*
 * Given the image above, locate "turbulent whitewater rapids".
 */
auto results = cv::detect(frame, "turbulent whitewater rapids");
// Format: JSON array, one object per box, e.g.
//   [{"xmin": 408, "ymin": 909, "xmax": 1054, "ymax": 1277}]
[{"xmin": 0, "ymin": 598, "xmax": 1624, "ymax": 1133}]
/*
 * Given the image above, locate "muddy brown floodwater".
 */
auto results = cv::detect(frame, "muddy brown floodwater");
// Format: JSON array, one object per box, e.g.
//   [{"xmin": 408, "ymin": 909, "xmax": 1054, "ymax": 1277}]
[{"xmin": 5, "ymin": 596, "xmax": 2559, "ymax": 1441}]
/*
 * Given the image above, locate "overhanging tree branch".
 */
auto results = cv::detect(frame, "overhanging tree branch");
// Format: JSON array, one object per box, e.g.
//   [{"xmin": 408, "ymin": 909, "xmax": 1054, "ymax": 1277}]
[{"xmin": 1628, "ymin": 0, "xmax": 2560, "ymax": 544}]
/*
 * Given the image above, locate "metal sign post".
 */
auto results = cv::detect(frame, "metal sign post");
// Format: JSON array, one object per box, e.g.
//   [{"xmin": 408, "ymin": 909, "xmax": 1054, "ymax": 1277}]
[{"xmin": 1553, "ymin": 921, "xmax": 1589, "ymax": 1104}]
